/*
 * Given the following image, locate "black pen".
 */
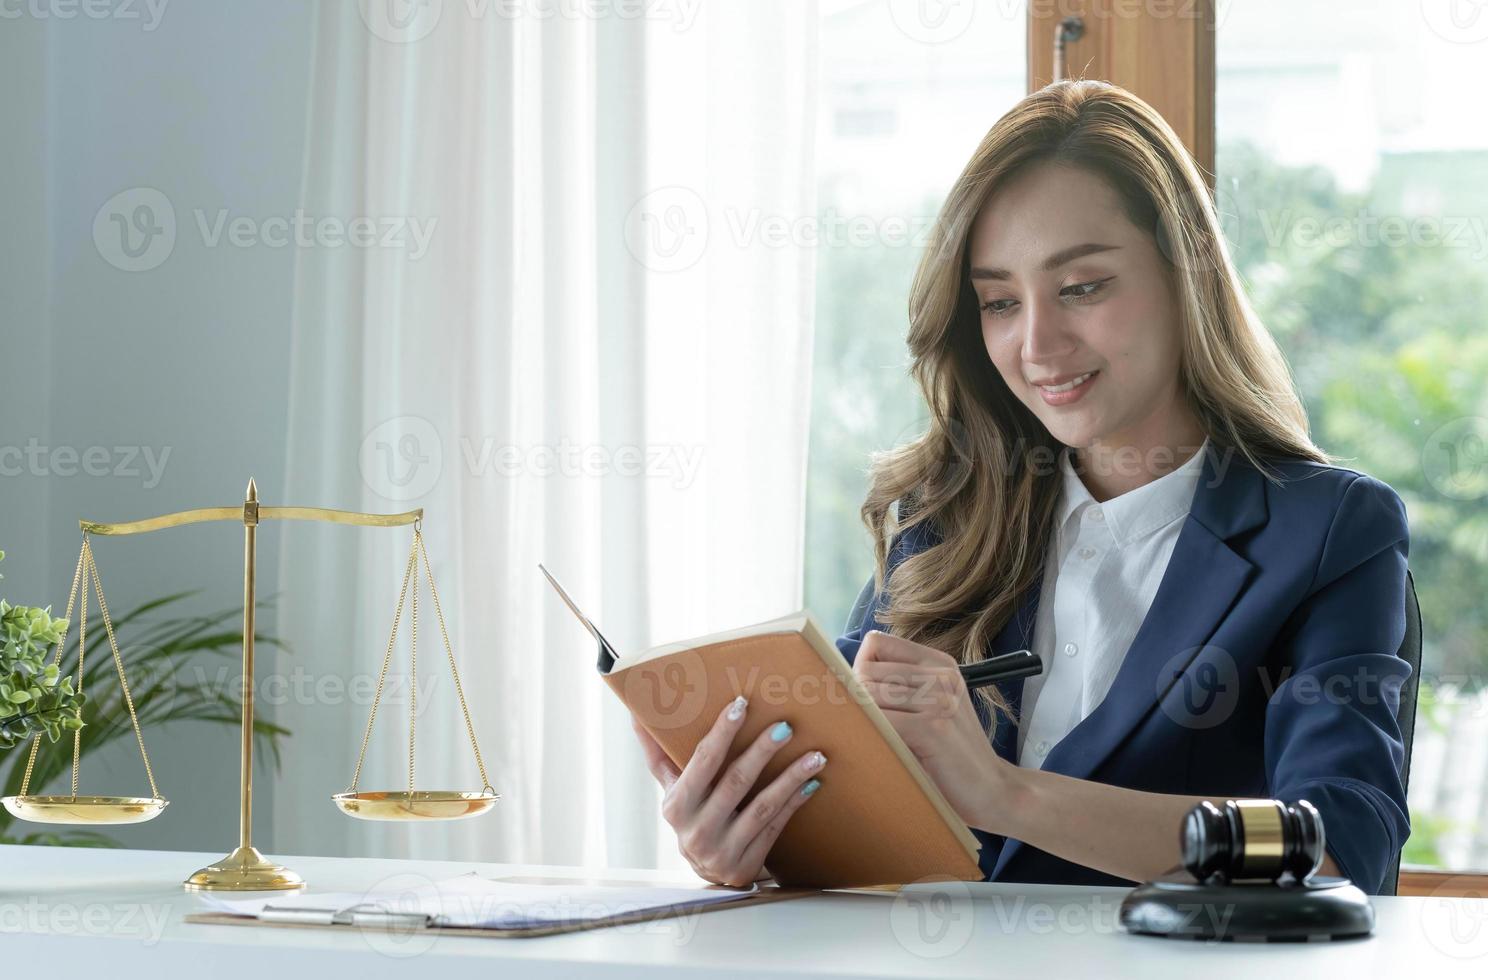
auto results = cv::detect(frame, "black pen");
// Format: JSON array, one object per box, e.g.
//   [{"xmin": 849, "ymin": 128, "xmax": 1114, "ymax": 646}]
[{"xmin": 959, "ymin": 649, "xmax": 1042, "ymax": 689}]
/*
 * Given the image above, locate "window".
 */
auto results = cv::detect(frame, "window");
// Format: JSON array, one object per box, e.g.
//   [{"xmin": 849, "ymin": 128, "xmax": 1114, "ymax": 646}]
[
  {"xmin": 806, "ymin": 1, "xmax": 1027, "ymax": 632},
  {"xmin": 1218, "ymin": 0, "xmax": 1488, "ymax": 874}
]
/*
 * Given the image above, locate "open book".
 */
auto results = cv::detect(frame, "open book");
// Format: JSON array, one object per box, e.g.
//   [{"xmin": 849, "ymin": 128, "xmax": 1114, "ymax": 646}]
[{"xmin": 541, "ymin": 566, "xmax": 983, "ymax": 889}]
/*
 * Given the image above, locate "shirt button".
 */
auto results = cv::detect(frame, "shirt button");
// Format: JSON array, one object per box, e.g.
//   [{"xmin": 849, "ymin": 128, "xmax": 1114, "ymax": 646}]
[
  {"xmin": 1064, "ymin": 642, "xmax": 1078, "ymax": 657},
  {"xmin": 1078, "ymin": 546, "xmax": 1096, "ymax": 559},
  {"xmin": 1087, "ymin": 509, "xmax": 1105, "ymax": 523},
  {"xmin": 1035, "ymin": 740, "xmax": 1050, "ymax": 755}
]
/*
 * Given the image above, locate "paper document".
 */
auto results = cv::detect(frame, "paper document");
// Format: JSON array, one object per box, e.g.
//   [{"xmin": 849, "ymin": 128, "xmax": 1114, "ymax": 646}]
[{"xmin": 196, "ymin": 872, "xmax": 758, "ymax": 930}]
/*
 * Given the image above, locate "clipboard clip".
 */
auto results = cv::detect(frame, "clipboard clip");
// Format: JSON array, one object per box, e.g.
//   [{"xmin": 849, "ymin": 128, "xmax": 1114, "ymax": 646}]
[{"xmin": 259, "ymin": 902, "xmax": 435, "ymax": 929}]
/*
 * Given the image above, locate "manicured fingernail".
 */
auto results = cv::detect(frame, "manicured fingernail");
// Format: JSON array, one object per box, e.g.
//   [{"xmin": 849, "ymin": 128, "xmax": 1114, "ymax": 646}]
[
  {"xmin": 806, "ymin": 751, "xmax": 826, "ymax": 772},
  {"xmin": 726, "ymin": 695, "xmax": 747, "ymax": 721},
  {"xmin": 770, "ymin": 721, "xmax": 793, "ymax": 742},
  {"xmin": 801, "ymin": 778, "xmax": 821, "ymax": 798}
]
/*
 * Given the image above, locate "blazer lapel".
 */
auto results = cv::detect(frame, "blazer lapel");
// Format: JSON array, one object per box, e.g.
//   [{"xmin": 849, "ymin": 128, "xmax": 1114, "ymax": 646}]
[
  {"xmin": 986, "ymin": 575, "xmax": 1043, "ymax": 764},
  {"xmin": 991, "ymin": 441, "xmax": 1268, "ymax": 879}
]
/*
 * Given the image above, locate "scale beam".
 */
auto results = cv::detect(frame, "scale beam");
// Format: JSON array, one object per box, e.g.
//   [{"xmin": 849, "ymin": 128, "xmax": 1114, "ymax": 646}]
[{"xmin": 81, "ymin": 504, "xmax": 424, "ymax": 536}]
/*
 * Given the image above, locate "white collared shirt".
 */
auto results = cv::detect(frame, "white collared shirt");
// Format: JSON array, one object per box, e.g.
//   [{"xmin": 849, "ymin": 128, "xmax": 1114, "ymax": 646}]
[{"xmin": 1016, "ymin": 438, "xmax": 1210, "ymax": 769}]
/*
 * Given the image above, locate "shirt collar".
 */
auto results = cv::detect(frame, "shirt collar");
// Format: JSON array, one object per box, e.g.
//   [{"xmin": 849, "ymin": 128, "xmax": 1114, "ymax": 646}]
[{"xmin": 1056, "ymin": 437, "xmax": 1210, "ymax": 547}]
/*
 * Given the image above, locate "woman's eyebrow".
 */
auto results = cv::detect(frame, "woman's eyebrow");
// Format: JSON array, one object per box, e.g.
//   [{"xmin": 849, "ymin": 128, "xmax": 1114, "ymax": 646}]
[{"xmin": 969, "ymin": 243, "xmax": 1122, "ymax": 281}]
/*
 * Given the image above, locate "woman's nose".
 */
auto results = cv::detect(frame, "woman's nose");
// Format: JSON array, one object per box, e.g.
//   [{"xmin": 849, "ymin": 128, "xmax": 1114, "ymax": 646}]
[{"xmin": 1020, "ymin": 296, "xmax": 1079, "ymax": 366}]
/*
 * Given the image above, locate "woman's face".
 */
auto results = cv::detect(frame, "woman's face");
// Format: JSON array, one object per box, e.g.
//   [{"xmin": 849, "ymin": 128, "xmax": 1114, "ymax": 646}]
[{"xmin": 967, "ymin": 163, "xmax": 1197, "ymax": 465}]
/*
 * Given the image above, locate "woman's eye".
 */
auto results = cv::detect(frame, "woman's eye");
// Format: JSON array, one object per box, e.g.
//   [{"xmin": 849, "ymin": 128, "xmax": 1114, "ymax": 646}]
[
  {"xmin": 978, "ymin": 277, "xmax": 1114, "ymax": 320},
  {"xmin": 1063, "ymin": 277, "xmax": 1113, "ymax": 302}
]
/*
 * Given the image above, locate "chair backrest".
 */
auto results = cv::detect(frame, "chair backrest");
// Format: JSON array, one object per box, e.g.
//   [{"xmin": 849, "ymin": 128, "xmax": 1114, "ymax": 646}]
[
  {"xmin": 1382, "ymin": 568, "xmax": 1423, "ymax": 896},
  {"xmin": 842, "ymin": 568, "xmax": 1425, "ymax": 895}
]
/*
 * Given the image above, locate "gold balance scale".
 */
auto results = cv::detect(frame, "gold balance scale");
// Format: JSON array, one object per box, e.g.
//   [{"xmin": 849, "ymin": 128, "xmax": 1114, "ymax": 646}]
[{"xmin": 0, "ymin": 480, "xmax": 498, "ymax": 891}]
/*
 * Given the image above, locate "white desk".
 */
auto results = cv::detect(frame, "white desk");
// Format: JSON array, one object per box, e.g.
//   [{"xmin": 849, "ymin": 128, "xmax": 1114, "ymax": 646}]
[{"xmin": 3, "ymin": 844, "xmax": 1485, "ymax": 978}]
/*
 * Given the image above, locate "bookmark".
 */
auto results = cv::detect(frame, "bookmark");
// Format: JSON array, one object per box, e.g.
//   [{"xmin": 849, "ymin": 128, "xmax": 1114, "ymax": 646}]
[{"xmin": 538, "ymin": 563, "xmax": 623, "ymax": 674}]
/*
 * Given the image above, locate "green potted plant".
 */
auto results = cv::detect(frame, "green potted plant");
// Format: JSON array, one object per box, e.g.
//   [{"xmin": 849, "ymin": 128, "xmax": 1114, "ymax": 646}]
[{"xmin": 0, "ymin": 550, "xmax": 84, "ymax": 750}]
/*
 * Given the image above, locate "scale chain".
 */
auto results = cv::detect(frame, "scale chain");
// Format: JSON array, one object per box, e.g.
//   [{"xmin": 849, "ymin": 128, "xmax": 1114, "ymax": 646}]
[
  {"xmin": 417, "ymin": 531, "xmax": 493, "ymax": 793},
  {"xmin": 347, "ymin": 532, "xmax": 420, "ymax": 793},
  {"xmin": 86, "ymin": 541, "xmax": 161, "ymax": 799},
  {"xmin": 19, "ymin": 539, "xmax": 87, "ymax": 797},
  {"xmin": 408, "ymin": 531, "xmax": 419, "ymax": 801},
  {"xmin": 70, "ymin": 543, "xmax": 89, "ymax": 796},
  {"xmin": 345, "ymin": 525, "xmax": 493, "ymax": 799},
  {"xmin": 17, "ymin": 537, "xmax": 159, "ymax": 801}
]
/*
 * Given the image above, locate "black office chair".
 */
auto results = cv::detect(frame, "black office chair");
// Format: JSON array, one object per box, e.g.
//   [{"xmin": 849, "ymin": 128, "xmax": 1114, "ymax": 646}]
[{"xmin": 842, "ymin": 569, "xmax": 1424, "ymax": 895}]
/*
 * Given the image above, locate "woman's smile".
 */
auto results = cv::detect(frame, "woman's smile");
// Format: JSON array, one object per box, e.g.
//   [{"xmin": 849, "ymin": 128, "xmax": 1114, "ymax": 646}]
[{"xmin": 1035, "ymin": 369, "xmax": 1100, "ymax": 406}]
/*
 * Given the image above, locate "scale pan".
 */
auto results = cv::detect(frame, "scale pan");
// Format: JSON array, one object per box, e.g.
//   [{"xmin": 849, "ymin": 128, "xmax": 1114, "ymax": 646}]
[
  {"xmin": 1, "ymin": 795, "xmax": 168, "ymax": 825},
  {"xmin": 331, "ymin": 790, "xmax": 499, "ymax": 822}
]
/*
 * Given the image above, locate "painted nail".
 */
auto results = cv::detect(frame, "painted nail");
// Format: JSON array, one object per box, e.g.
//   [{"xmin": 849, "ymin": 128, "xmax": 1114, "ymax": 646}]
[
  {"xmin": 726, "ymin": 695, "xmax": 748, "ymax": 721},
  {"xmin": 805, "ymin": 751, "xmax": 827, "ymax": 771},
  {"xmin": 770, "ymin": 721, "xmax": 793, "ymax": 743},
  {"xmin": 801, "ymin": 778, "xmax": 821, "ymax": 798}
]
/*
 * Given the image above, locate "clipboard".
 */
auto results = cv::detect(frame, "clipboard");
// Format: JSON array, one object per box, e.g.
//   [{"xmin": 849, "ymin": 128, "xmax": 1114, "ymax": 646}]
[{"xmin": 184, "ymin": 877, "xmax": 816, "ymax": 939}]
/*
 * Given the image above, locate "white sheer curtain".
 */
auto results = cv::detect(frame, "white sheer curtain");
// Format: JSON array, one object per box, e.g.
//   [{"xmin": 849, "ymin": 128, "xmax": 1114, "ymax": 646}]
[{"xmin": 271, "ymin": 0, "xmax": 819, "ymax": 870}]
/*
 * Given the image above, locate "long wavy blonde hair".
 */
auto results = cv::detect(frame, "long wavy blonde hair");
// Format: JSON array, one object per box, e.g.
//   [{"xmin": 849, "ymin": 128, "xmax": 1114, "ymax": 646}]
[{"xmin": 862, "ymin": 80, "xmax": 1335, "ymax": 715}]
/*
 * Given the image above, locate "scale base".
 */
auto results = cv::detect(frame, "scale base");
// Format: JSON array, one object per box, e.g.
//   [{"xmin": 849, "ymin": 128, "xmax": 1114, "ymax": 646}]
[
  {"xmin": 184, "ymin": 846, "xmax": 305, "ymax": 892},
  {"xmin": 1120, "ymin": 876, "xmax": 1374, "ymax": 942}
]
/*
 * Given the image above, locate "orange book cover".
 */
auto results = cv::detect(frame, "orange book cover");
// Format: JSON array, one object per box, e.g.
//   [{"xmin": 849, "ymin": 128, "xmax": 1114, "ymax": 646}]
[{"xmin": 542, "ymin": 566, "xmax": 983, "ymax": 889}]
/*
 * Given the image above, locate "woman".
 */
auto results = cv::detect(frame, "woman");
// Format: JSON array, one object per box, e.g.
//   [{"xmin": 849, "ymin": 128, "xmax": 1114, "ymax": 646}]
[{"xmin": 631, "ymin": 79, "xmax": 1412, "ymax": 895}]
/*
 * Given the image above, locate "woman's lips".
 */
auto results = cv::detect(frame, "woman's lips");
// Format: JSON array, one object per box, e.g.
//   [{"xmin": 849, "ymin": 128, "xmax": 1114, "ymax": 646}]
[{"xmin": 1036, "ymin": 370, "xmax": 1099, "ymax": 406}]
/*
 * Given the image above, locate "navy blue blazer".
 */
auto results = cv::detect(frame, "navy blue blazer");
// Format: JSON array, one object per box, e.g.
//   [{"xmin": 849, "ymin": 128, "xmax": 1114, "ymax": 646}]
[{"xmin": 835, "ymin": 441, "xmax": 1413, "ymax": 895}]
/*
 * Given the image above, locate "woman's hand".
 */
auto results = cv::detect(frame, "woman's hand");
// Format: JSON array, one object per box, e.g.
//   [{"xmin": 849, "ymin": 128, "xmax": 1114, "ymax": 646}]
[
  {"xmin": 853, "ymin": 629, "xmax": 1012, "ymax": 831},
  {"xmin": 631, "ymin": 696, "xmax": 827, "ymax": 887}
]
